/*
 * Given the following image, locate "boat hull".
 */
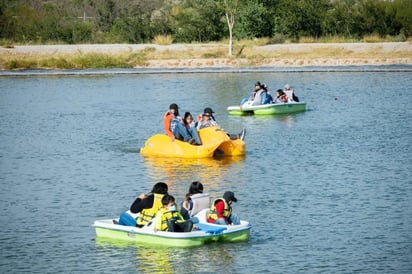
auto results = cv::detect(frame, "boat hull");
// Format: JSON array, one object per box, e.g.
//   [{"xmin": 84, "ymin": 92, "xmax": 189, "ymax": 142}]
[
  {"xmin": 140, "ymin": 126, "xmax": 245, "ymax": 158},
  {"xmin": 93, "ymin": 219, "xmax": 251, "ymax": 247},
  {"xmin": 228, "ymin": 102, "xmax": 306, "ymax": 115}
]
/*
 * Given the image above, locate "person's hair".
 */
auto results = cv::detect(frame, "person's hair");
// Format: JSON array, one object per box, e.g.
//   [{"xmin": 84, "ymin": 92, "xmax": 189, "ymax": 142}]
[
  {"xmin": 152, "ymin": 182, "xmax": 168, "ymax": 194},
  {"xmin": 161, "ymin": 194, "xmax": 175, "ymax": 206},
  {"xmin": 184, "ymin": 112, "xmax": 192, "ymax": 120},
  {"xmin": 188, "ymin": 181, "xmax": 203, "ymax": 195},
  {"xmin": 276, "ymin": 89, "xmax": 284, "ymax": 95},
  {"xmin": 184, "ymin": 112, "xmax": 192, "ymax": 125}
]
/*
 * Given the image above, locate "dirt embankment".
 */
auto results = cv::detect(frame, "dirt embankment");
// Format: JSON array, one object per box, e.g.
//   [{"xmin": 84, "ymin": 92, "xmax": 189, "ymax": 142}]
[{"xmin": 1, "ymin": 42, "xmax": 411, "ymax": 68}]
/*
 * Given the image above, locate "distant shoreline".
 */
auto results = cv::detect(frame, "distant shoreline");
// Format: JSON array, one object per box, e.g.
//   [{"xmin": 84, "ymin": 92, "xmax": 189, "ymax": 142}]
[{"xmin": 1, "ymin": 42, "xmax": 411, "ymax": 69}]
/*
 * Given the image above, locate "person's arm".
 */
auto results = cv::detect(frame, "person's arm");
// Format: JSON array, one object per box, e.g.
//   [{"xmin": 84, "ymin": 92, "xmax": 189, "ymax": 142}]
[
  {"xmin": 163, "ymin": 113, "xmax": 175, "ymax": 139},
  {"xmin": 196, "ymin": 121, "xmax": 202, "ymax": 130},
  {"xmin": 215, "ymin": 201, "xmax": 227, "ymax": 223},
  {"xmin": 130, "ymin": 194, "xmax": 153, "ymax": 213}
]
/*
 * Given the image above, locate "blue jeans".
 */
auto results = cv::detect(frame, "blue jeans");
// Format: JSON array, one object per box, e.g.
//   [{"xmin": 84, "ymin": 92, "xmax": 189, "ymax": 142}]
[
  {"xmin": 118, "ymin": 212, "xmax": 136, "ymax": 226},
  {"xmin": 214, "ymin": 213, "xmax": 241, "ymax": 225},
  {"xmin": 187, "ymin": 127, "xmax": 201, "ymax": 145},
  {"xmin": 171, "ymin": 121, "xmax": 191, "ymax": 141}
]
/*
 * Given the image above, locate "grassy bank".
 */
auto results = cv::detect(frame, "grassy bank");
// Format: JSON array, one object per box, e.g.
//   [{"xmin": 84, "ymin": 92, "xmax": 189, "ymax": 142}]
[{"xmin": 1, "ymin": 38, "xmax": 411, "ymax": 70}]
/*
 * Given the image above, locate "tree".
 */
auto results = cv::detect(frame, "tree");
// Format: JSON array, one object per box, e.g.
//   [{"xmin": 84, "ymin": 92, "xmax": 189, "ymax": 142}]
[
  {"xmin": 170, "ymin": 0, "xmax": 224, "ymax": 43},
  {"xmin": 235, "ymin": 1, "xmax": 273, "ymax": 39},
  {"xmin": 273, "ymin": 0, "xmax": 330, "ymax": 40},
  {"xmin": 222, "ymin": 0, "xmax": 239, "ymax": 56}
]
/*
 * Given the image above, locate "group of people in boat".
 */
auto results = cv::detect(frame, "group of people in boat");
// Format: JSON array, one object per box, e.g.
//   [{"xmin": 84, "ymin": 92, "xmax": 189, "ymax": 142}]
[
  {"xmin": 115, "ymin": 181, "xmax": 240, "ymax": 233},
  {"xmin": 165, "ymin": 103, "xmax": 246, "ymax": 145},
  {"xmin": 241, "ymin": 81, "xmax": 300, "ymax": 105}
]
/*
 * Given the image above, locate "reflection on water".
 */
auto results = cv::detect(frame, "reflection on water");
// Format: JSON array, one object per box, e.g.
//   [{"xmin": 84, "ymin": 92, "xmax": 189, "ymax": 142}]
[
  {"xmin": 95, "ymin": 237, "xmax": 235, "ymax": 273},
  {"xmin": 252, "ymin": 113, "xmax": 299, "ymax": 127},
  {"xmin": 142, "ymin": 156, "xmax": 245, "ymax": 190}
]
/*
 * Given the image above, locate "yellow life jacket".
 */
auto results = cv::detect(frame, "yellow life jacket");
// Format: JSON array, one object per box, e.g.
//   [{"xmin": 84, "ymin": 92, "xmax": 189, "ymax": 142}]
[
  {"xmin": 136, "ymin": 193, "xmax": 164, "ymax": 227},
  {"xmin": 158, "ymin": 207, "xmax": 183, "ymax": 231},
  {"xmin": 207, "ymin": 198, "xmax": 231, "ymax": 221}
]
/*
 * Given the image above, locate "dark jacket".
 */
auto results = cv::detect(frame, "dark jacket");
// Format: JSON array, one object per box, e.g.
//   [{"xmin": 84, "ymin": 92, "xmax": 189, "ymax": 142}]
[{"xmin": 130, "ymin": 195, "xmax": 155, "ymax": 213}]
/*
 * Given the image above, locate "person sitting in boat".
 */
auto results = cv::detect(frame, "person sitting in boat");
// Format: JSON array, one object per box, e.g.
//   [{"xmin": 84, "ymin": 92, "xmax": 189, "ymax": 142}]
[
  {"xmin": 183, "ymin": 112, "xmax": 202, "ymax": 145},
  {"xmin": 164, "ymin": 103, "xmax": 198, "ymax": 145},
  {"xmin": 273, "ymin": 89, "xmax": 290, "ymax": 104},
  {"xmin": 240, "ymin": 81, "xmax": 263, "ymax": 105},
  {"xmin": 207, "ymin": 191, "xmax": 240, "ymax": 225},
  {"xmin": 196, "ymin": 111, "xmax": 218, "ymax": 130},
  {"xmin": 261, "ymin": 84, "xmax": 273, "ymax": 104},
  {"xmin": 283, "ymin": 84, "xmax": 299, "ymax": 102},
  {"xmin": 116, "ymin": 182, "xmax": 168, "ymax": 227},
  {"xmin": 180, "ymin": 181, "xmax": 210, "ymax": 220},
  {"xmin": 154, "ymin": 194, "xmax": 194, "ymax": 233},
  {"xmin": 197, "ymin": 107, "xmax": 246, "ymax": 141},
  {"xmin": 250, "ymin": 81, "xmax": 264, "ymax": 100}
]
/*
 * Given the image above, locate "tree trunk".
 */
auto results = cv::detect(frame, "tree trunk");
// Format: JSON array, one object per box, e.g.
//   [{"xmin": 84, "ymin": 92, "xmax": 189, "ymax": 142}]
[
  {"xmin": 223, "ymin": 0, "xmax": 238, "ymax": 56},
  {"xmin": 226, "ymin": 13, "xmax": 234, "ymax": 56}
]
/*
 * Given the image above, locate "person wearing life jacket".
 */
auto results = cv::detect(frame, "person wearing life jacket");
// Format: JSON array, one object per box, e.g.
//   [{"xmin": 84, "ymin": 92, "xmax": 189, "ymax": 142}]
[
  {"xmin": 130, "ymin": 182, "xmax": 169, "ymax": 227},
  {"xmin": 207, "ymin": 191, "xmax": 241, "ymax": 225},
  {"xmin": 250, "ymin": 81, "xmax": 263, "ymax": 100},
  {"xmin": 180, "ymin": 181, "xmax": 210, "ymax": 220},
  {"xmin": 240, "ymin": 81, "xmax": 263, "ymax": 105},
  {"xmin": 116, "ymin": 182, "xmax": 168, "ymax": 227},
  {"xmin": 164, "ymin": 103, "xmax": 197, "ymax": 145},
  {"xmin": 154, "ymin": 194, "xmax": 193, "ymax": 232},
  {"xmin": 283, "ymin": 84, "xmax": 300, "ymax": 102},
  {"xmin": 273, "ymin": 89, "xmax": 289, "ymax": 103}
]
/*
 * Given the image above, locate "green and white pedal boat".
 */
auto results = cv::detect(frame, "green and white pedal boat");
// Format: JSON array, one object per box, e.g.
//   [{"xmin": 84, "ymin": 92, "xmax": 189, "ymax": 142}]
[
  {"xmin": 227, "ymin": 101, "xmax": 306, "ymax": 116},
  {"xmin": 93, "ymin": 209, "xmax": 251, "ymax": 247}
]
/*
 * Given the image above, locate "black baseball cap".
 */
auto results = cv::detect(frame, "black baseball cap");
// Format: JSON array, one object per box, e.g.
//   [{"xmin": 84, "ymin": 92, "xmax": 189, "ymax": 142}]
[
  {"xmin": 223, "ymin": 191, "xmax": 237, "ymax": 202},
  {"xmin": 204, "ymin": 107, "xmax": 214, "ymax": 114}
]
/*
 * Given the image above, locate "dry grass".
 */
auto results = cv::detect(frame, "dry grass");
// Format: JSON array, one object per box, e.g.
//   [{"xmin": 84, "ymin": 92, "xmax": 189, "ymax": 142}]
[
  {"xmin": 152, "ymin": 35, "xmax": 174, "ymax": 45},
  {"xmin": 0, "ymin": 39, "xmax": 411, "ymax": 69}
]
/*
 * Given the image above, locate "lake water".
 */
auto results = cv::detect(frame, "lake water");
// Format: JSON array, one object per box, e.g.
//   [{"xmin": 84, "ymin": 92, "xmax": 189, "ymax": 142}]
[{"xmin": 0, "ymin": 66, "xmax": 411, "ymax": 273}]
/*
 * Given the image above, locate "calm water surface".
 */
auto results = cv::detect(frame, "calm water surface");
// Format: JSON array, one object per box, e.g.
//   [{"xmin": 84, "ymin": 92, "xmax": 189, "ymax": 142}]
[{"xmin": 0, "ymin": 68, "xmax": 411, "ymax": 273}]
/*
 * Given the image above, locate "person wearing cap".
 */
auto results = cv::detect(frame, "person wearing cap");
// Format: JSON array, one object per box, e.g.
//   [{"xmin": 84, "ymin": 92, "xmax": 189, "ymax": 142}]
[
  {"xmin": 163, "ymin": 103, "xmax": 197, "ymax": 145},
  {"xmin": 283, "ymin": 84, "xmax": 299, "ymax": 102},
  {"xmin": 207, "ymin": 191, "xmax": 241, "ymax": 225},
  {"xmin": 250, "ymin": 81, "xmax": 263, "ymax": 100},
  {"xmin": 196, "ymin": 107, "xmax": 216, "ymax": 124},
  {"xmin": 197, "ymin": 107, "xmax": 246, "ymax": 141},
  {"xmin": 196, "ymin": 110, "xmax": 218, "ymax": 130}
]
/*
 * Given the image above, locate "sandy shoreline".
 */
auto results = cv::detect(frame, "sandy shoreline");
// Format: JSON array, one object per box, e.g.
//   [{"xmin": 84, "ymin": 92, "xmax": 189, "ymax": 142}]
[{"xmin": 1, "ymin": 42, "xmax": 411, "ymax": 68}]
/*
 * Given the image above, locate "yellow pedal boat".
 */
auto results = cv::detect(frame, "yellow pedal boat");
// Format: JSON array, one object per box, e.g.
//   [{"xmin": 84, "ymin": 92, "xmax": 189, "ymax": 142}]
[{"xmin": 140, "ymin": 126, "xmax": 245, "ymax": 158}]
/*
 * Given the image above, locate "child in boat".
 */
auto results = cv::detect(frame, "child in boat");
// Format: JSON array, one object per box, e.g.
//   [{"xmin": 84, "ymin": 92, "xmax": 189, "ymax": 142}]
[
  {"xmin": 183, "ymin": 112, "xmax": 202, "ymax": 145},
  {"xmin": 154, "ymin": 195, "xmax": 194, "ymax": 232},
  {"xmin": 273, "ymin": 89, "xmax": 289, "ymax": 103},
  {"xmin": 180, "ymin": 181, "xmax": 210, "ymax": 220},
  {"xmin": 207, "ymin": 191, "xmax": 241, "ymax": 225}
]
